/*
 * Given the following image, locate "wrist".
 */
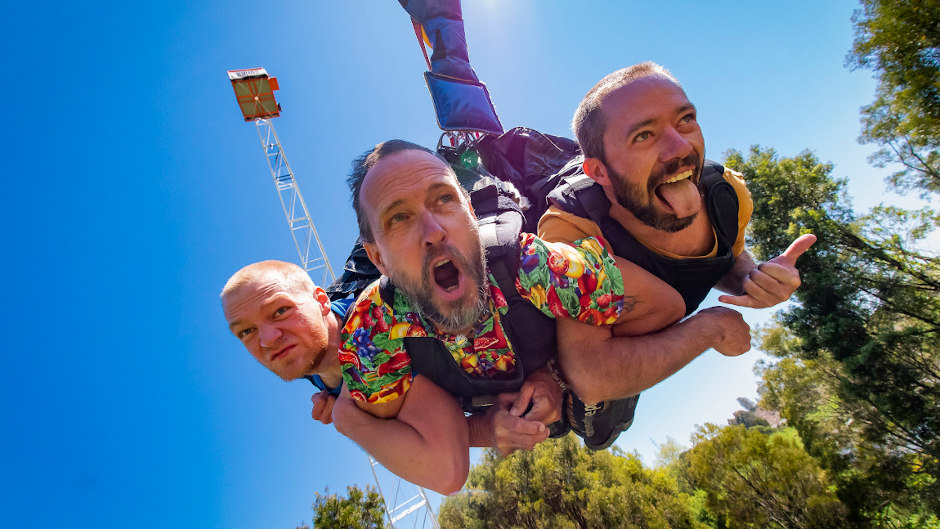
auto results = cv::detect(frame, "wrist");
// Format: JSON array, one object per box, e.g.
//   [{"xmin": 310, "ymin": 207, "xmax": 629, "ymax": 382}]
[{"xmin": 467, "ymin": 412, "xmax": 495, "ymax": 448}]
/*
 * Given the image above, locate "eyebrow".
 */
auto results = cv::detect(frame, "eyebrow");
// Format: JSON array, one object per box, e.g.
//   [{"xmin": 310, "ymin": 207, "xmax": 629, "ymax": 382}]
[
  {"xmin": 379, "ymin": 181, "xmax": 456, "ymax": 219},
  {"xmin": 623, "ymin": 103, "xmax": 697, "ymax": 140}
]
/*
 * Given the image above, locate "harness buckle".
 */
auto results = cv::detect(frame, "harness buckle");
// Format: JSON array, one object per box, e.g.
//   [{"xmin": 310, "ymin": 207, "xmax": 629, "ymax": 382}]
[{"xmin": 469, "ymin": 395, "xmax": 498, "ymax": 409}]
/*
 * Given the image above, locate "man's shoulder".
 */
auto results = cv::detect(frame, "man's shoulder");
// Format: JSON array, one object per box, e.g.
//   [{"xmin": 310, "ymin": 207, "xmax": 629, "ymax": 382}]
[
  {"xmin": 330, "ymin": 297, "xmax": 355, "ymax": 321},
  {"xmin": 722, "ymin": 167, "xmax": 751, "ymax": 199},
  {"xmin": 537, "ymin": 205, "xmax": 605, "ymax": 245}
]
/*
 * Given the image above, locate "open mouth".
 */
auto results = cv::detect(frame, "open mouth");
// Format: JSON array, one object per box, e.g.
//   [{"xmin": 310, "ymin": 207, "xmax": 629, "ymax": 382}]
[
  {"xmin": 653, "ymin": 169, "xmax": 699, "ymax": 217},
  {"xmin": 433, "ymin": 259, "xmax": 461, "ymax": 292}
]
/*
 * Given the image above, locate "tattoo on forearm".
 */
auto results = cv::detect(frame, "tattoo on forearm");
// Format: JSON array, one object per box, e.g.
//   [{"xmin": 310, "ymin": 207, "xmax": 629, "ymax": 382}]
[{"xmin": 621, "ymin": 295, "xmax": 637, "ymax": 314}]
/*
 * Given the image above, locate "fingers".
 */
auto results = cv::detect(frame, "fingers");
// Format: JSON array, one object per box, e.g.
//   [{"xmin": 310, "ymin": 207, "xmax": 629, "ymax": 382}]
[
  {"xmin": 713, "ymin": 311, "xmax": 751, "ymax": 357},
  {"xmin": 522, "ymin": 395, "xmax": 562, "ymax": 426},
  {"xmin": 717, "ymin": 292, "xmax": 760, "ymax": 308},
  {"xmin": 777, "ymin": 234, "xmax": 816, "ymax": 267},
  {"xmin": 311, "ymin": 392, "xmax": 336, "ymax": 425},
  {"xmin": 720, "ymin": 263, "xmax": 800, "ymax": 309},
  {"xmin": 492, "ymin": 411, "xmax": 549, "ymax": 455},
  {"xmin": 510, "ymin": 385, "xmax": 535, "ymax": 417}
]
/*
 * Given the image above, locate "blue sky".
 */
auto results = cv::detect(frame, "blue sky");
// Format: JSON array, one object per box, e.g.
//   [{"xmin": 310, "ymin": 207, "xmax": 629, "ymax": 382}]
[{"xmin": 2, "ymin": 1, "xmax": 908, "ymax": 528}]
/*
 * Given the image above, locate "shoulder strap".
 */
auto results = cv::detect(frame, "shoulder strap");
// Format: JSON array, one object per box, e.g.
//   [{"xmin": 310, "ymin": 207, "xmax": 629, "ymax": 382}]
[{"xmin": 699, "ymin": 161, "xmax": 739, "ymax": 252}]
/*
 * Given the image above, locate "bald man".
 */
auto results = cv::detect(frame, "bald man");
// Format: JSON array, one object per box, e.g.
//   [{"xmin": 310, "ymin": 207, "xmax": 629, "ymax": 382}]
[{"xmin": 222, "ymin": 260, "xmax": 351, "ymax": 424}]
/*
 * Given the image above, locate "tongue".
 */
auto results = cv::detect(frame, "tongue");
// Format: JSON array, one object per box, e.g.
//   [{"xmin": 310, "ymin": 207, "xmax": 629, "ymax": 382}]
[{"xmin": 656, "ymin": 179, "xmax": 701, "ymax": 218}]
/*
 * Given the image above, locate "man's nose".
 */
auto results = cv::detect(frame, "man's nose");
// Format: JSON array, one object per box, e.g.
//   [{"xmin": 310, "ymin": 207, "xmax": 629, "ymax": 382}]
[
  {"xmin": 259, "ymin": 324, "xmax": 282, "ymax": 349},
  {"xmin": 420, "ymin": 211, "xmax": 446, "ymax": 247},
  {"xmin": 659, "ymin": 126, "xmax": 693, "ymax": 164}
]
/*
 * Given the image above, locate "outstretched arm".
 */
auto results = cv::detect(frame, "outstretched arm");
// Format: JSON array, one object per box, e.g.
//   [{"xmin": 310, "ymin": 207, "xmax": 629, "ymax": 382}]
[
  {"xmin": 609, "ymin": 255, "xmax": 685, "ymax": 334},
  {"xmin": 332, "ymin": 376, "xmax": 470, "ymax": 495},
  {"xmin": 717, "ymin": 234, "xmax": 816, "ymax": 308},
  {"xmin": 557, "ymin": 307, "xmax": 751, "ymax": 405}
]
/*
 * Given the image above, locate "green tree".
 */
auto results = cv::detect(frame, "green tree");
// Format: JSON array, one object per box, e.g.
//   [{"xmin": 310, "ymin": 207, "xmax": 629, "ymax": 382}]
[
  {"xmin": 685, "ymin": 424, "xmax": 848, "ymax": 529},
  {"xmin": 848, "ymin": 0, "xmax": 940, "ymax": 197},
  {"xmin": 438, "ymin": 434, "xmax": 705, "ymax": 529},
  {"xmin": 725, "ymin": 146, "xmax": 939, "ymax": 523},
  {"xmin": 296, "ymin": 484, "xmax": 388, "ymax": 529}
]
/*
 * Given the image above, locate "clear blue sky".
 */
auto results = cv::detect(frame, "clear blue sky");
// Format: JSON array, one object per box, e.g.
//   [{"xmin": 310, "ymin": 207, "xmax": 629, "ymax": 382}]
[{"xmin": 3, "ymin": 1, "xmax": 904, "ymax": 528}]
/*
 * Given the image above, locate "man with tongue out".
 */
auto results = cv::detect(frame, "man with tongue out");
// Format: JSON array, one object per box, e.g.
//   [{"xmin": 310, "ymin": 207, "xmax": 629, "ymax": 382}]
[
  {"xmin": 330, "ymin": 139, "xmax": 753, "ymax": 494},
  {"xmin": 539, "ymin": 61, "xmax": 816, "ymax": 406}
]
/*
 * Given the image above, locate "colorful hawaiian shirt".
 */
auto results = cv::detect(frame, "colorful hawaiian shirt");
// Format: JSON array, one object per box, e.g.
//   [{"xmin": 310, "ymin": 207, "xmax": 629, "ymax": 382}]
[{"xmin": 339, "ymin": 233, "xmax": 625, "ymax": 404}]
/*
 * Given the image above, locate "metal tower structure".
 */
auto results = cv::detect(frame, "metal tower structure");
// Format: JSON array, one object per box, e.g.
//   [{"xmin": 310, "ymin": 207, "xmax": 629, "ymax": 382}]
[{"xmin": 227, "ymin": 67, "xmax": 440, "ymax": 529}]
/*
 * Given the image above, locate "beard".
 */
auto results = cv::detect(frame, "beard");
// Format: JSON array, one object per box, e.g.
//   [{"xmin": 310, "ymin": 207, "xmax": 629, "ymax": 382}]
[
  {"xmin": 387, "ymin": 238, "xmax": 488, "ymax": 335},
  {"xmin": 608, "ymin": 153, "xmax": 703, "ymax": 233}
]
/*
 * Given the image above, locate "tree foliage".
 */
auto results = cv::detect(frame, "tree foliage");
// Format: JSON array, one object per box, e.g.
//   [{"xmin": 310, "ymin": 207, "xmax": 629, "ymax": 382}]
[
  {"xmin": 685, "ymin": 424, "xmax": 848, "ymax": 529},
  {"xmin": 296, "ymin": 485, "xmax": 388, "ymax": 529},
  {"xmin": 725, "ymin": 146, "xmax": 939, "ymax": 524},
  {"xmin": 438, "ymin": 434, "xmax": 705, "ymax": 529},
  {"xmin": 847, "ymin": 0, "xmax": 940, "ymax": 197}
]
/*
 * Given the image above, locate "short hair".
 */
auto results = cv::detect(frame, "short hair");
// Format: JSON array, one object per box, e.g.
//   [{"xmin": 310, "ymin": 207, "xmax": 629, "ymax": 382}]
[
  {"xmin": 572, "ymin": 62, "xmax": 682, "ymax": 164},
  {"xmin": 347, "ymin": 140, "xmax": 445, "ymax": 242},
  {"xmin": 221, "ymin": 260, "xmax": 314, "ymax": 301}
]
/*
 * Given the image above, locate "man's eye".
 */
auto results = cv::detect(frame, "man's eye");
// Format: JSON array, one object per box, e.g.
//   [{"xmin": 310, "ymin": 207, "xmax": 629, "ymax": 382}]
[
  {"xmin": 633, "ymin": 131, "xmax": 652, "ymax": 143},
  {"xmin": 680, "ymin": 113, "xmax": 696, "ymax": 124},
  {"xmin": 274, "ymin": 306, "xmax": 290, "ymax": 317},
  {"xmin": 236, "ymin": 328, "xmax": 254, "ymax": 339},
  {"xmin": 389, "ymin": 213, "xmax": 407, "ymax": 225},
  {"xmin": 439, "ymin": 193, "xmax": 454, "ymax": 204}
]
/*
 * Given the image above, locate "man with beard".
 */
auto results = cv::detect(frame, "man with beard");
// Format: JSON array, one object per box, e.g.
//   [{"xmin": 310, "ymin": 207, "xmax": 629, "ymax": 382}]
[
  {"xmin": 221, "ymin": 260, "xmax": 352, "ymax": 425},
  {"xmin": 538, "ymin": 61, "xmax": 816, "ymax": 405},
  {"xmin": 331, "ymin": 140, "xmax": 752, "ymax": 494}
]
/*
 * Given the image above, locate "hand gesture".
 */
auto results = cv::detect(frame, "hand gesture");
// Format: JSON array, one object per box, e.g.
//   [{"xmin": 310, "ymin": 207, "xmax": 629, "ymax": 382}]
[
  {"xmin": 695, "ymin": 306, "xmax": 751, "ymax": 357},
  {"xmin": 487, "ymin": 393, "xmax": 550, "ymax": 456},
  {"xmin": 311, "ymin": 390, "xmax": 337, "ymax": 425},
  {"xmin": 509, "ymin": 367, "xmax": 564, "ymax": 426},
  {"xmin": 719, "ymin": 234, "xmax": 816, "ymax": 309}
]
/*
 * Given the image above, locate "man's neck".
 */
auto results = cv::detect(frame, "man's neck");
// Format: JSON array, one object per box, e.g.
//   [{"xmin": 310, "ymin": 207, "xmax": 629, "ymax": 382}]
[{"xmin": 312, "ymin": 312, "xmax": 345, "ymax": 389}]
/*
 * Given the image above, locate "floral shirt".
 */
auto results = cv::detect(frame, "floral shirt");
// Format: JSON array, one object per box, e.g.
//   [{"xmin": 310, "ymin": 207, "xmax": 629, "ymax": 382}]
[{"xmin": 339, "ymin": 233, "xmax": 625, "ymax": 404}]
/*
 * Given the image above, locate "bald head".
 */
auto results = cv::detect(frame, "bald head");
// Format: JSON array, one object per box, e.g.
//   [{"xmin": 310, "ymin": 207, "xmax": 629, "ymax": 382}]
[
  {"xmin": 221, "ymin": 260, "xmax": 336, "ymax": 382},
  {"xmin": 221, "ymin": 260, "xmax": 315, "ymax": 302}
]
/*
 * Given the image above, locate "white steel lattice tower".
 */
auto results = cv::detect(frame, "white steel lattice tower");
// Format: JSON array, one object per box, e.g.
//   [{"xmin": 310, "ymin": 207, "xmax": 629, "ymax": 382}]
[{"xmin": 228, "ymin": 67, "xmax": 440, "ymax": 529}]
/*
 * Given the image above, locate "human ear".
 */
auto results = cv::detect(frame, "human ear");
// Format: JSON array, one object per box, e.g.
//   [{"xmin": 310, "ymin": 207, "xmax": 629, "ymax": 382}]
[
  {"xmin": 363, "ymin": 241, "xmax": 389, "ymax": 276},
  {"xmin": 583, "ymin": 157, "xmax": 611, "ymax": 186},
  {"xmin": 313, "ymin": 286, "xmax": 331, "ymax": 316}
]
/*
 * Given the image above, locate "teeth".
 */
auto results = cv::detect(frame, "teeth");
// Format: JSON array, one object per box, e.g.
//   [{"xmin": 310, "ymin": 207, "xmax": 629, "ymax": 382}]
[
  {"xmin": 664, "ymin": 170, "xmax": 693, "ymax": 184},
  {"xmin": 434, "ymin": 259, "xmax": 451, "ymax": 269}
]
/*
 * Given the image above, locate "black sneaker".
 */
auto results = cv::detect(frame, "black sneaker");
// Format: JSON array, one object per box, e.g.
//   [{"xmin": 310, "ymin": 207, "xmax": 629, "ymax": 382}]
[{"xmin": 566, "ymin": 392, "xmax": 640, "ymax": 450}]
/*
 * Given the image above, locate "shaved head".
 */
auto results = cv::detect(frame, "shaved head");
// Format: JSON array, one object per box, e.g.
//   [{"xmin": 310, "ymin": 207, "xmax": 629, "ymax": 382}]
[
  {"xmin": 574, "ymin": 61, "xmax": 683, "ymax": 164},
  {"xmin": 221, "ymin": 260, "xmax": 336, "ymax": 382},
  {"xmin": 221, "ymin": 260, "xmax": 315, "ymax": 302}
]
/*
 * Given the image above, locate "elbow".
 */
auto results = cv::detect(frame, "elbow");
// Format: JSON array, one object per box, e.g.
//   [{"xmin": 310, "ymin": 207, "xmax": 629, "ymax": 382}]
[
  {"xmin": 642, "ymin": 290, "xmax": 685, "ymax": 331},
  {"xmin": 330, "ymin": 396, "xmax": 357, "ymax": 437},
  {"xmin": 558, "ymin": 347, "xmax": 608, "ymax": 406},
  {"xmin": 430, "ymin": 455, "xmax": 468, "ymax": 495},
  {"xmin": 571, "ymin": 382, "xmax": 606, "ymax": 407},
  {"xmin": 563, "ymin": 362, "xmax": 606, "ymax": 406}
]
